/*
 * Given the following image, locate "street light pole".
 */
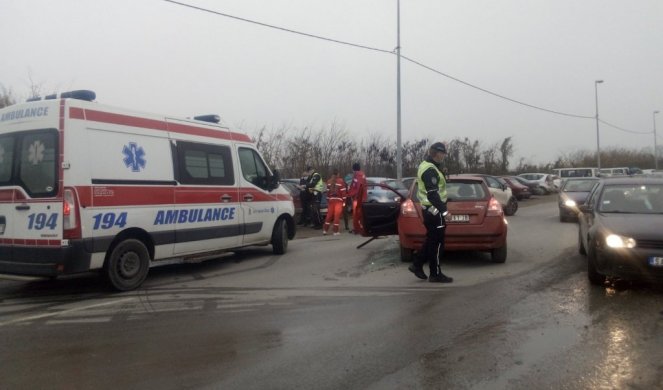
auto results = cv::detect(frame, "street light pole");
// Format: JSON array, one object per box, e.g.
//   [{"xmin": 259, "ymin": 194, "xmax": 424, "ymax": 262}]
[
  {"xmin": 594, "ymin": 80, "xmax": 604, "ymax": 170},
  {"xmin": 395, "ymin": 0, "xmax": 403, "ymax": 179},
  {"xmin": 655, "ymin": 110, "xmax": 660, "ymax": 170}
]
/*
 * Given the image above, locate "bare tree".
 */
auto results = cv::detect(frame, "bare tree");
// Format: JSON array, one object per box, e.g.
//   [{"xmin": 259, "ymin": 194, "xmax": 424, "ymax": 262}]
[
  {"xmin": 499, "ymin": 137, "xmax": 514, "ymax": 173},
  {"xmin": 0, "ymin": 84, "xmax": 15, "ymax": 108}
]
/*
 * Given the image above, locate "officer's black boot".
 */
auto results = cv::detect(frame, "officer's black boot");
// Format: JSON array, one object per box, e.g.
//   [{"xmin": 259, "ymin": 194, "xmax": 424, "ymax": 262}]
[{"xmin": 429, "ymin": 273, "xmax": 453, "ymax": 283}]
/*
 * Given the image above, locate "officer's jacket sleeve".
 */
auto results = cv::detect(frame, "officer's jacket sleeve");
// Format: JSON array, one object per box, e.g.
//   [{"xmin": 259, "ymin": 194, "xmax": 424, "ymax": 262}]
[
  {"xmin": 307, "ymin": 173, "xmax": 321, "ymax": 189},
  {"xmin": 421, "ymin": 167, "xmax": 447, "ymax": 214}
]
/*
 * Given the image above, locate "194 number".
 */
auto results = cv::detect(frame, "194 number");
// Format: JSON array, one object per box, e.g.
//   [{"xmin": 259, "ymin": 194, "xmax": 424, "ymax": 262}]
[
  {"xmin": 27, "ymin": 213, "xmax": 58, "ymax": 230},
  {"xmin": 92, "ymin": 212, "xmax": 128, "ymax": 230}
]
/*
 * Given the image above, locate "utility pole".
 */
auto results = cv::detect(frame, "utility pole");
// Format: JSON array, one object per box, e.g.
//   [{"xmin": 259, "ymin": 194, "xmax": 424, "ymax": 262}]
[
  {"xmin": 594, "ymin": 80, "xmax": 603, "ymax": 170},
  {"xmin": 396, "ymin": 0, "xmax": 403, "ymax": 179},
  {"xmin": 655, "ymin": 110, "xmax": 660, "ymax": 170}
]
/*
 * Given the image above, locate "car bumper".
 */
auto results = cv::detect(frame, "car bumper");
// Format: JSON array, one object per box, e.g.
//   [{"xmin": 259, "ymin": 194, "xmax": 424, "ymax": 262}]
[
  {"xmin": 596, "ymin": 247, "xmax": 663, "ymax": 282},
  {"xmin": 398, "ymin": 219, "xmax": 507, "ymax": 252}
]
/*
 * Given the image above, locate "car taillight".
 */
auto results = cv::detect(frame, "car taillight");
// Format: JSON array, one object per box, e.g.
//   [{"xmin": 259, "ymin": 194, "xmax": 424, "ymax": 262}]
[
  {"xmin": 63, "ymin": 188, "xmax": 81, "ymax": 239},
  {"xmin": 487, "ymin": 196, "xmax": 503, "ymax": 216},
  {"xmin": 401, "ymin": 199, "xmax": 419, "ymax": 217}
]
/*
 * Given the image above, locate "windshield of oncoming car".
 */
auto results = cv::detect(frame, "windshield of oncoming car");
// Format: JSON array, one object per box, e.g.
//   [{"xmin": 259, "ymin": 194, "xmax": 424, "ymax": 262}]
[
  {"xmin": 599, "ymin": 184, "xmax": 663, "ymax": 214},
  {"xmin": 563, "ymin": 179, "xmax": 597, "ymax": 192}
]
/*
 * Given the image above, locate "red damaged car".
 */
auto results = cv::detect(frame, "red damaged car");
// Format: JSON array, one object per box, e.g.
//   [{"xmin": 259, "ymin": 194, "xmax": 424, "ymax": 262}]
[{"xmin": 354, "ymin": 177, "xmax": 508, "ymax": 263}]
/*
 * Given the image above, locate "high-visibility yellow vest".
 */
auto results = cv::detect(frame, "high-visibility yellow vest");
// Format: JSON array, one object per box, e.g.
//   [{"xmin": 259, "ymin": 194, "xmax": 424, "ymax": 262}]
[
  {"xmin": 312, "ymin": 172, "xmax": 325, "ymax": 193},
  {"xmin": 416, "ymin": 161, "xmax": 447, "ymax": 206}
]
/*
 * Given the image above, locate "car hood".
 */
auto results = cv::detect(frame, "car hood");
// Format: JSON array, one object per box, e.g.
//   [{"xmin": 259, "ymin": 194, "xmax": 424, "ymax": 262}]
[{"xmin": 598, "ymin": 213, "xmax": 663, "ymax": 240}]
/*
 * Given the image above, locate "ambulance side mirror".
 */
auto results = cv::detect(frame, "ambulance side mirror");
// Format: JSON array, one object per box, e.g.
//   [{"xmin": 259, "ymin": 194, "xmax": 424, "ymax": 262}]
[{"xmin": 267, "ymin": 170, "xmax": 281, "ymax": 191}]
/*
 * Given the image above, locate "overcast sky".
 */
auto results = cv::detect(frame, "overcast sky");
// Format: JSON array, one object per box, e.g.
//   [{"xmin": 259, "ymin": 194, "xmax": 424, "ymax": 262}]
[{"xmin": 2, "ymin": 0, "xmax": 662, "ymax": 165}]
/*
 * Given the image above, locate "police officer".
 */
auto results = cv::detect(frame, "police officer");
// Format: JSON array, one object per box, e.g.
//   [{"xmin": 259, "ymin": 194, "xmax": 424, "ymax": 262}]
[
  {"xmin": 297, "ymin": 167, "xmax": 313, "ymax": 226},
  {"xmin": 305, "ymin": 167, "xmax": 324, "ymax": 229},
  {"xmin": 409, "ymin": 142, "xmax": 453, "ymax": 283}
]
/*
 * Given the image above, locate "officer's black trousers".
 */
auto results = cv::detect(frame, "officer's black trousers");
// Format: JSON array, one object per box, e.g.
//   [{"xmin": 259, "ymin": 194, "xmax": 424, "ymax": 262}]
[{"xmin": 414, "ymin": 210, "xmax": 446, "ymax": 277}]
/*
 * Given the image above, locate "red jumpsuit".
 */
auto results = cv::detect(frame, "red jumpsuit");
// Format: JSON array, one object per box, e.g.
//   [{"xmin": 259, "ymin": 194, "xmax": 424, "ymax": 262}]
[
  {"xmin": 323, "ymin": 177, "xmax": 348, "ymax": 235},
  {"xmin": 346, "ymin": 170, "xmax": 367, "ymax": 233}
]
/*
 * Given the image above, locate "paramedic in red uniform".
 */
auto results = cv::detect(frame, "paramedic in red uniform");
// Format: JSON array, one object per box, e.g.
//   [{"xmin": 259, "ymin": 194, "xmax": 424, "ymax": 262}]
[
  {"xmin": 323, "ymin": 169, "xmax": 348, "ymax": 236},
  {"xmin": 346, "ymin": 162, "xmax": 367, "ymax": 234}
]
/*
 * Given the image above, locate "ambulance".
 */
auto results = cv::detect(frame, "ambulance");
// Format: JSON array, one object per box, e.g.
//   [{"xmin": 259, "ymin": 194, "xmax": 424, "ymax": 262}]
[{"xmin": 0, "ymin": 90, "xmax": 295, "ymax": 290}]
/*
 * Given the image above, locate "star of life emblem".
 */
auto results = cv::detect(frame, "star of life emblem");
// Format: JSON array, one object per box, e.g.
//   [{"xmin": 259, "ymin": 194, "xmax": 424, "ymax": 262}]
[
  {"xmin": 28, "ymin": 140, "xmax": 45, "ymax": 165},
  {"xmin": 122, "ymin": 142, "xmax": 146, "ymax": 172}
]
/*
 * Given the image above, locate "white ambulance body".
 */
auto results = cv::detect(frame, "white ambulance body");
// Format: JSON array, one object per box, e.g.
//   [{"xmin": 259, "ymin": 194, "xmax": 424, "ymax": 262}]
[{"xmin": 0, "ymin": 91, "xmax": 295, "ymax": 290}]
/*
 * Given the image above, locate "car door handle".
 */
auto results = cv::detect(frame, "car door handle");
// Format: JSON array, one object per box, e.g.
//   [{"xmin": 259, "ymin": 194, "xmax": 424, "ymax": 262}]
[
  {"xmin": 220, "ymin": 194, "xmax": 232, "ymax": 203},
  {"xmin": 243, "ymin": 194, "xmax": 254, "ymax": 202},
  {"xmin": 15, "ymin": 205, "xmax": 30, "ymax": 211}
]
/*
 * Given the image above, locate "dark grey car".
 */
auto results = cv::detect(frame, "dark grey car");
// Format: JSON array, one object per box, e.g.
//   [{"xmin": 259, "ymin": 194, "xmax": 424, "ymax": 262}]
[
  {"xmin": 557, "ymin": 177, "xmax": 599, "ymax": 222},
  {"xmin": 578, "ymin": 177, "xmax": 663, "ymax": 285}
]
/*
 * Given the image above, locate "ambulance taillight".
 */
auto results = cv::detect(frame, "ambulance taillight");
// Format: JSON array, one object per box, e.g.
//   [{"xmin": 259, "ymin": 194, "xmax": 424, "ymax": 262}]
[{"xmin": 63, "ymin": 188, "xmax": 81, "ymax": 239}]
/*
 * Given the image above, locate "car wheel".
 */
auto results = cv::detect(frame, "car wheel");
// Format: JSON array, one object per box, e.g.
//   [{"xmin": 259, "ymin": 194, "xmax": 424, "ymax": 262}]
[
  {"xmin": 491, "ymin": 244, "xmax": 507, "ymax": 263},
  {"xmin": 587, "ymin": 242, "xmax": 606, "ymax": 286},
  {"xmin": 105, "ymin": 239, "xmax": 150, "ymax": 291},
  {"xmin": 578, "ymin": 228, "xmax": 587, "ymax": 256},
  {"xmin": 504, "ymin": 197, "xmax": 518, "ymax": 216},
  {"xmin": 400, "ymin": 245, "xmax": 414, "ymax": 262},
  {"xmin": 271, "ymin": 218, "xmax": 289, "ymax": 255}
]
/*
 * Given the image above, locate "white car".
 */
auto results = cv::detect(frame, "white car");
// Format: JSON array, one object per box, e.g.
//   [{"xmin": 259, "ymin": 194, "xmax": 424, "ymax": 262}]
[
  {"xmin": 453, "ymin": 174, "xmax": 518, "ymax": 215},
  {"xmin": 518, "ymin": 173, "xmax": 555, "ymax": 194}
]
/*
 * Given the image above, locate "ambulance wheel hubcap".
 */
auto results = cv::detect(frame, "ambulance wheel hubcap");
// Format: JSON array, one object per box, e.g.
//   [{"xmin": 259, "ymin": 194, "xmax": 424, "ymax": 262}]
[{"xmin": 119, "ymin": 253, "xmax": 140, "ymax": 278}]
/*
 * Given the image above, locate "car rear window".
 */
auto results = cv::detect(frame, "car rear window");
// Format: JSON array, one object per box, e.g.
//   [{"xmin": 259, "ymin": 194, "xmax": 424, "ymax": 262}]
[
  {"xmin": 447, "ymin": 182, "xmax": 487, "ymax": 200},
  {"xmin": 411, "ymin": 181, "xmax": 487, "ymax": 201}
]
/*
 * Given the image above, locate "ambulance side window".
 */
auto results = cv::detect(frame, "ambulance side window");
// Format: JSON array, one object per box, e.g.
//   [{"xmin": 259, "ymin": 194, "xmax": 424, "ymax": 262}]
[
  {"xmin": 176, "ymin": 142, "xmax": 234, "ymax": 185},
  {"xmin": 238, "ymin": 147, "xmax": 269, "ymax": 190},
  {"xmin": 18, "ymin": 131, "xmax": 58, "ymax": 197},
  {"xmin": 0, "ymin": 136, "xmax": 14, "ymax": 184}
]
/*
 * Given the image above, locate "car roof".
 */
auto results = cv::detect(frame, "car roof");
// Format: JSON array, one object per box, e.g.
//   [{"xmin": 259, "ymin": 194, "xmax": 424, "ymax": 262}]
[
  {"xmin": 447, "ymin": 175, "xmax": 484, "ymax": 183},
  {"xmin": 599, "ymin": 177, "xmax": 663, "ymax": 185},
  {"xmin": 563, "ymin": 177, "xmax": 599, "ymax": 181}
]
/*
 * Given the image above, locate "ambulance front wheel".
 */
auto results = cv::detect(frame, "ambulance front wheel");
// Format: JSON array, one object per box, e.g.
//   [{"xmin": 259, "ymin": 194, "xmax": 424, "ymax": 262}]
[
  {"xmin": 105, "ymin": 239, "xmax": 150, "ymax": 291},
  {"xmin": 271, "ymin": 218, "xmax": 289, "ymax": 255}
]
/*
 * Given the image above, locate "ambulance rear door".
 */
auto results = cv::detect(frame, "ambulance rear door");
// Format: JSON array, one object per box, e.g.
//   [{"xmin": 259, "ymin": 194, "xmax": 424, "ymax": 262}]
[{"xmin": 1, "ymin": 129, "xmax": 62, "ymax": 247}]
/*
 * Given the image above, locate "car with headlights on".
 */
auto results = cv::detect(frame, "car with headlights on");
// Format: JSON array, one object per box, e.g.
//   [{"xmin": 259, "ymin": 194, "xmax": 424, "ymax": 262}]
[
  {"xmin": 557, "ymin": 177, "xmax": 599, "ymax": 222},
  {"xmin": 353, "ymin": 177, "xmax": 508, "ymax": 263},
  {"xmin": 578, "ymin": 177, "xmax": 663, "ymax": 285}
]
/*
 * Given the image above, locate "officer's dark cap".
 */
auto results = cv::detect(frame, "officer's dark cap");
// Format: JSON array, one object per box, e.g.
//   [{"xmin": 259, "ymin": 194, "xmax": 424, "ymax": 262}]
[
  {"xmin": 352, "ymin": 162, "xmax": 361, "ymax": 171},
  {"xmin": 431, "ymin": 142, "xmax": 447, "ymax": 154},
  {"xmin": 306, "ymin": 166, "xmax": 313, "ymax": 171}
]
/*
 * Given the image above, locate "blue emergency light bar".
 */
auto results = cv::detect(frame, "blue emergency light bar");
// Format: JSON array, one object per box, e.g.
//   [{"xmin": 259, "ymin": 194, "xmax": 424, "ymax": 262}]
[
  {"xmin": 27, "ymin": 90, "xmax": 96, "ymax": 102},
  {"xmin": 193, "ymin": 115, "xmax": 221, "ymax": 124}
]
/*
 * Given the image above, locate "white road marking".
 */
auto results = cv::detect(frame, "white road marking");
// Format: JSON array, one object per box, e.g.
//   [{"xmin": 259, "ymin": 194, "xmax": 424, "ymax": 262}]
[{"xmin": 0, "ymin": 297, "xmax": 134, "ymax": 327}]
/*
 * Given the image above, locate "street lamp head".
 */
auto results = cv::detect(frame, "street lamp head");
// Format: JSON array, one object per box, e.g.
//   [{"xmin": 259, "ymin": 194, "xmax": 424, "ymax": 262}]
[
  {"xmin": 655, "ymin": 110, "xmax": 660, "ymax": 114},
  {"xmin": 595, "ymin": 80, "xmax": 604, "ymax": 84}
]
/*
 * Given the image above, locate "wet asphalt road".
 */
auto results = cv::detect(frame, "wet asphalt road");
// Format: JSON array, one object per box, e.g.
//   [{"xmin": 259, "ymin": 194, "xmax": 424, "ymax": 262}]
[{"xmin": 1, "ymin": 196, "xmax": 663, "ymax": 389}]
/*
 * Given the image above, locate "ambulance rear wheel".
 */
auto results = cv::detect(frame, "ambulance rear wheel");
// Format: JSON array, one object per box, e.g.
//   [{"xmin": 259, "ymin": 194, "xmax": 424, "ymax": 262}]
[
  {"xmin": 272, "ymin": 219, "xmax": 288, "ymax": 255},
  {"xmin": 105, "ymin": 239, "xmax": 150, "ymax": 291}
]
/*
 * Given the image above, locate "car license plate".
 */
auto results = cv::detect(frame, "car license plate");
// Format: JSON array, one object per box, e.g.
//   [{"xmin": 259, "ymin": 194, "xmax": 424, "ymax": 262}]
[
  {"xmin": 648, "ymin": 257, "xmax": 663, "ymax": 267},
  {"xmin": 451, "ymin": 214, "xmax": 470, "ymax": 223}
]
